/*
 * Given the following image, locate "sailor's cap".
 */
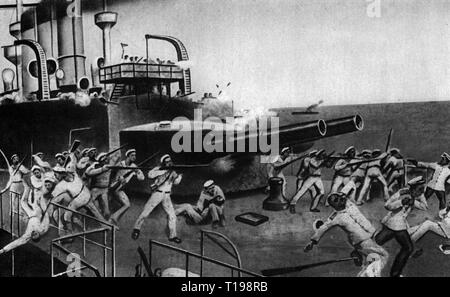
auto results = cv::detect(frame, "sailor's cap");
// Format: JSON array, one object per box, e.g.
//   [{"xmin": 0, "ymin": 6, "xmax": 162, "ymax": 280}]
[
  {"xmin": 407, "ymin": 176, "xmax": 425, "ymax": 187},
  {"xmin": 55, "ymin": 153, "xmax": 64, "ymax": 159},
  {"xmin": 97, "ymin": 152, "xmax": 108, "ymax": 162},
  {"xmin": 81, "ymin": 148, "xmax": 90, "ymax": 156},
  {"xmin": 442, "ymin": 152, "xmax": 450, "ymax": 161},
  {"xmin": 204, "ymin": 180, "xmax": 215, "ymax": 189},
  {"xmin": 87, "ymin": 148, "xmax": 97, "ymax": 154},
  {"xmin": 281, "ymin": 147, "xmax": 291, "ymax": 154},
  {"xmin": 160, "ymin": 154, "xmax": 171, "ymax": 163},
  {"xmin": 125, "ymin": 149, "xmax": 136, "ymax": 157},
  {"xmin": 344, "ymin": 146, "xmax": 356, "ymax": 155},
  {"xmin": 308, "ymin": 150, "xmax": 318, "ymax": 157},
  {"xmin": 326, "ymin": 191, "xmax": 346, "ymax": 204},
  {"xmin": 389, "ymin": 148, "xmax": 400, "ymax": 154},
  {"xmin": 10, "ymin": 154, "xmax": 18, "ymax": 160},
  {"xmin": 62, "ymin": 151, "xmax": 69, "ymax": 156},
  {"xmin": 31, "ymin": 165, "xmax": 41, "ymax": 172},
  {"xmin": 359, "ymin": 149, "xmax": 372, "ymax": 156},
  {"xmin": 35, "ymin": 152, "xmax": 44, "ymax": 157},
  {"xmin": 53, "ymin": 165, "xmax": 66, "ymax": 173}
]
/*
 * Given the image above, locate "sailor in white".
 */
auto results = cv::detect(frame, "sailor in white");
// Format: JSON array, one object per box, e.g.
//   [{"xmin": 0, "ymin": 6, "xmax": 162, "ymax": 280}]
[
  {"xmin": 85, "ymin": 152, "xmax": 114, "ymax": 219},
  {"xmin": 296, "ymin": 150, "xmax": 318, "ymax": 198},
  {"xmin": 132, "ymin": 154, "xmax": 182, "ymax": 244},
  {"xmin": 374, "ymin": 176, "xmax": 428, "ymax": 277},
  {"xmin": 304, "ymin": 192, "xmax": 388, "ymax": 277},
  {"xmin": 8, "ymin": 154, "xmax": 30, "ymax": 211},
  {"xmin": 267, "ymin": 147, "xmax": 295, "ymax": 198},
  {"xmin": 109, "ymin": 149, "xmax": 145, "ymax": 226},
  {"xmin": 28, "ymin": 165, "xmax": 45, "ymax": 203},
  {"xmin": 175, "ymin": 180, "xmax": 226, "ymax": 228},
  {"xmin": 55, "ymin": 153, "xmax": 65, "ymax": 167},
  {"xmin": 417, "ymin": 152, "xmax": 450, "ymax": 218},
  {"xmin": 331, "ymin": 146, "xmax": 357, "ymax": 193},
  {"xmin": 0, "ymin": 180, "xmax": 51, "ymax": 255},
  {"xmin": 356, "ymin": 149, "xmax": 390, "ymax": 204},
  {"xmin": 52, "ymin": 164, "xmax": 106, "ymax": 234},
  {"xmin": 290, "ymin": 149, "xmax": 327, "ymax": 213},
  {"xmin": 383, "ymin": 148, "xmax": 405, "ymax": 193}
]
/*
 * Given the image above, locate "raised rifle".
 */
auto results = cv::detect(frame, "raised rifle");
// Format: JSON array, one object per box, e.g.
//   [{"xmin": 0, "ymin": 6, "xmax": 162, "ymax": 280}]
[
  {"xmin": 274, "ymin": 153, "xmax": 309, "ymax": 171},
  {"xmin": 109, "ymin": 151, "xmax": 160, "ymax": 191}
]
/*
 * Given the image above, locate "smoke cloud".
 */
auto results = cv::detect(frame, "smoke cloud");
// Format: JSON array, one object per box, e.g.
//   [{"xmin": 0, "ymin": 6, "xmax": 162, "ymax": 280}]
[{"xmin": 59, "ymin": 91, "xmax": 92, "ymax": 107}]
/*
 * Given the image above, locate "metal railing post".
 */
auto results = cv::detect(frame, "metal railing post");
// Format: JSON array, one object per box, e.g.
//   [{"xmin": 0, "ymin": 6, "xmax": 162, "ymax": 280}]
[
  {"xmin": 103, "ymin": 230, "xmax": 107, "ymax": 277},
  {"xmin": 83, "ymin": 216, "xmax": 86, "ymax": 257},
  {"xmin": 0, "ymin": 193, "xmax": 3, "ymax": 229},
  {"xmin": 200, "ymin": 231, "xmax": 204, "ymax": 277},
  {"xmin": 185, "ymin": 254, "xmax": 189, "ymax": 277},
  {"xmin": 50, "ymin": 243, "xmax": 54, "ymax": 277},
  {"xmin": 111, "ymin": 227, "xmax": 116, "ymax": 277}
]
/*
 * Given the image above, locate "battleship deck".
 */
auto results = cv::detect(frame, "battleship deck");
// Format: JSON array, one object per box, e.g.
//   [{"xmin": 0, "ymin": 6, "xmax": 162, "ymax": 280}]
[{"xmin": 1, "ymin": 177, "xmax": 449, "ymax": 277}]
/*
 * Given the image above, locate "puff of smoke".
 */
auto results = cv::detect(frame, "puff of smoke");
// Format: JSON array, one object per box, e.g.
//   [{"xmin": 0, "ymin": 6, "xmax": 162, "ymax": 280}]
[
  {"xmin": 210, "ymin": 155, "xmax": 237, "ymax": 175},
  {"xmin": 201, "ymin": 99, "xmax": 233, "ymax": 120},
  {"xmin": 59, "ymin": 91, "xmax": 92, "ymax": 107},
  {"xmin": 0, "ymin": 92, "xmax": 23, "ymax": 105}
]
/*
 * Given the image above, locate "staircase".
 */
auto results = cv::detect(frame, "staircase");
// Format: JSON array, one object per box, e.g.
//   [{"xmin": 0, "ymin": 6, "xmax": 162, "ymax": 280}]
[{"xmin": 110, "ymin": 83, "xmax": 125, "ymax": 102}]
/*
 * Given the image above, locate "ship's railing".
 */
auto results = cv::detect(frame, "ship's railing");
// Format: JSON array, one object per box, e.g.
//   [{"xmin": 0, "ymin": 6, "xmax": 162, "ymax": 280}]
[
  {"xmin": 50, "ymin": 228, "xmax": 108, "ymax": 277},
  {"xmin": 99, "ymin": 62, "xmax": 184, "ymax": 83},
  {"xmin": 0, "ymin": 193, "xmax": 115, "ymax": 277},
  {"xmin": 48, "ymin": 202, "xmax": 116, "ymax": 277},
  {"xmin": 146, "ymin": 231, "xmax": 262, "ymax": 277},
  {"xmin": 200, "ymin": 230, "xmax": 243, "ymax": 277},
  {"xmin": 0, "ymin": 192, "xmax": 23, "ymax": 276}
]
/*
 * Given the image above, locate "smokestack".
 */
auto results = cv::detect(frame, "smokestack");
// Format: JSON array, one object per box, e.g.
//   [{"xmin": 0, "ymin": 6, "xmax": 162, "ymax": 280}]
[
  {"xmin": 56, "ymin": 0, "xmax": 87, "ymax": 91},
  {"xmin": 95, "ymin": 11, "xmax": 118, "ymax": 66}
]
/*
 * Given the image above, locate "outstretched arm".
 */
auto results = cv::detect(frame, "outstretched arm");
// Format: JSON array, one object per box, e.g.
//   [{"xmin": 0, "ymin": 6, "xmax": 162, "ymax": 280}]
[{"xmin": 0, "ymin": 233, "xmax": 32, "ymax": 255}]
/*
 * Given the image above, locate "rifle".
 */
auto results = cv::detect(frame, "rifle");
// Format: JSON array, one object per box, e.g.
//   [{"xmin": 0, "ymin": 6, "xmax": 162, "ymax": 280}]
[
  {"xmin": 275, "ymin": 153, "xmax": 309, "ymax": 171},
  {"xmin": 261, "ymin": 251, "xmax": 362, "ymax": 276},
  {"xmin": 104, "ymin": 143, "xmax": 129, "ymax": 158},
  {"xmin": 343, "ymin": 157, "xmax": 384, "ymax": 168},
  {"xmin": 108, "ymin": 164, "xmax": 210, "ymax": 171},
  {"xmin": 109, "ymin": 151, "xmax": 160, "ymax": 191}
]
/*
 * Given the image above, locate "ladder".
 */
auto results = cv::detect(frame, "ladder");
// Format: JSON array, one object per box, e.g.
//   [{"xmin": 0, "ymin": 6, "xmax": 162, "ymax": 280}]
[
  {"xmin": 14, "ymin": 39, "xmax": 50, "ymax": 101},
  {"xmin": 145, "ymin": 35, "xmax": 192, "ymax": 94},
  {"xmin": 110, "ymin": 83, "xmax": 125, "ymax": 102}
]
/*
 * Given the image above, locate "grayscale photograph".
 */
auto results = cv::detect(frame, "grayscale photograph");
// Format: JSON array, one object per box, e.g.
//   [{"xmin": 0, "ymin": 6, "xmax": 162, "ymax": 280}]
[{"xmin": 0, "ymin": 0, "xmax": 447, "ymax": 283}]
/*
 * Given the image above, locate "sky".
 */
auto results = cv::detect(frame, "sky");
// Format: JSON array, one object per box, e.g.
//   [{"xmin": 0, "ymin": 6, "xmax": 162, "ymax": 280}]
[{"xmin": 0, "ymin": 0, "xmax": 449, "ymax": 109}]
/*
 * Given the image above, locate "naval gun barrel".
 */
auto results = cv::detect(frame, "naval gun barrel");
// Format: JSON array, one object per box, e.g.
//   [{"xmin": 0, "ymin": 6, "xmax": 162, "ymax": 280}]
[
  {"xmin": 221, "ymin": 119, "xmax": 327, "ymax": 153},
  {"xmin": 322, "ymin": 115, "xmax": 364, "ymax": 139}
]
